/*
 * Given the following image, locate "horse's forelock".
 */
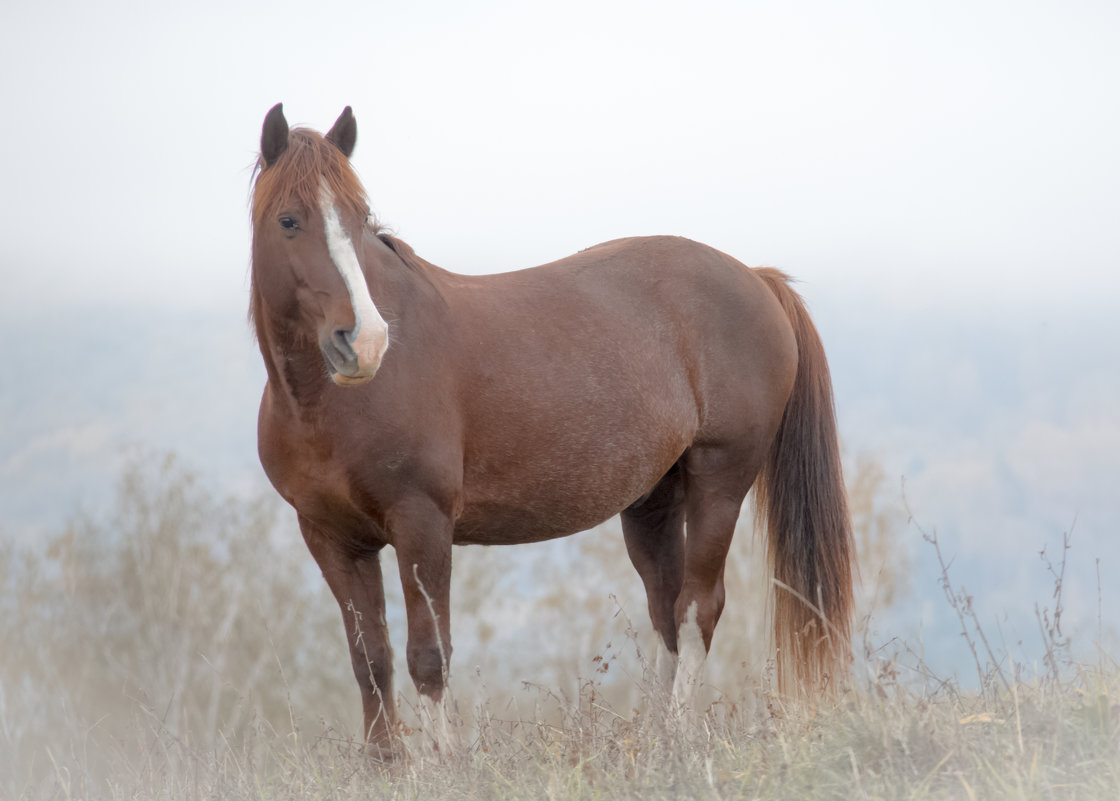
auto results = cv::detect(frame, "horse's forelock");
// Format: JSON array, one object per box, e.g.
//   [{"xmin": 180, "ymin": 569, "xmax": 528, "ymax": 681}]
[{"xmin": 251, "ymin": 128, "xmax": 371, "ymax": 228}]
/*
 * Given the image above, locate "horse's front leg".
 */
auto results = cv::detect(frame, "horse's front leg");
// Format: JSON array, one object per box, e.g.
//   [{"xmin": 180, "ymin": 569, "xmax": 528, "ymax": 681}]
[
  {"xmin": 389, "ymin": 495, "xmax": 461, "ymax": 755},
  {"xmin": 298, "ymin": 515, "xmax": 398, "ymax": 759}
]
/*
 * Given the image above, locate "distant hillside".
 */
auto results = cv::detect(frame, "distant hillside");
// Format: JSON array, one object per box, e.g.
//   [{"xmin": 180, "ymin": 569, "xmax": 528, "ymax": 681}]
[
  {"xmin": 0, "ymin": 305, "xmax": 266, "ymax": 540},
  {"xmin": 1, "ymin": 298, "xmax": 1117, "ymax": 679}
]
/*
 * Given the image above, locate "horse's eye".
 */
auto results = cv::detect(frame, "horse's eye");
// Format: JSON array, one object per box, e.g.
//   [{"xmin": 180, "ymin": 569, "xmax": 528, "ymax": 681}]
[{"xmin": 279, "ymin": 216, "xmax": 299, "ymax": 231}]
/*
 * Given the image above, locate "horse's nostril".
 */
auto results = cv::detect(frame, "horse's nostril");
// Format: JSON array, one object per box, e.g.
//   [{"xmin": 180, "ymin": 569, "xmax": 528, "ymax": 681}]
[{"xmin": 322, "ymin": 329, "xmax": 359, "ymax": 373}]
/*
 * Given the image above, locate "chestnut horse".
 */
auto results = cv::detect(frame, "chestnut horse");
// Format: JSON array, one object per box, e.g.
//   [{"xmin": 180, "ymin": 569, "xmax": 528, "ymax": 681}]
[{"xmin": 250, "ymin": 104, "xmax": 854, "ymax": 755}]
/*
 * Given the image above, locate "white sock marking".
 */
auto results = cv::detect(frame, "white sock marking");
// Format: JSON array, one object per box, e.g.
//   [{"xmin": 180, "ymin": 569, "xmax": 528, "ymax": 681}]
[
  {"xmin": 655, "ymin": 633, "xmax": 678, "ymax": 694},
  {"xmin": 419, "ymin": 693, "xmax": 460, "ymax": 755},
  {"xmin": 671, "ymin": 601, "xmax": 706, "ymax": 709}
]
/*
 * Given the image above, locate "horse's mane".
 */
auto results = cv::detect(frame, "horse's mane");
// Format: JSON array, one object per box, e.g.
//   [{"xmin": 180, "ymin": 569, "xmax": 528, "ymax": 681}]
[{"xmin": 251, "ymin": 127, "xmax": 382, "ymax": 232}]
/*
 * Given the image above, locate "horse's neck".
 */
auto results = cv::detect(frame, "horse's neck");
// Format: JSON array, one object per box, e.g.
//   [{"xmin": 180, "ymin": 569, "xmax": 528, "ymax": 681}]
[
  {"xmin": 363, "ymin": 234, "xmax": 456, "ymax": 337},
  {"xmin": 366, "ymin": 233, "xmax": 452, "ymax": 310}
]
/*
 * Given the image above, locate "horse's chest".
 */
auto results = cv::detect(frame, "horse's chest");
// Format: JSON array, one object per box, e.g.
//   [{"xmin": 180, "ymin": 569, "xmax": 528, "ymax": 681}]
[{"xmin": 258, "ymin": 405, "xmax": 374, "ymax": 523}]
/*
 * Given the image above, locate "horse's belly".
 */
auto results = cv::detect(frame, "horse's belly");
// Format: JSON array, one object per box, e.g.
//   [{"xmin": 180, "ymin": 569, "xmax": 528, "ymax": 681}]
[
  {"xmin": 453, "ymin": 502, "xmax": 610, "ymax": 545},
  {"xmin": 453, "ymin": 489, "xmax": 631, "ymax": 545},
  {"xmin": 455, "ymin": 424, "xmax": 688, "ymax": 545}
]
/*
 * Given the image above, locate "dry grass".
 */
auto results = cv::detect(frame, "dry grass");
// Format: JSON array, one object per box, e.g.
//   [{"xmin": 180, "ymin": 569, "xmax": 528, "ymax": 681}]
[
  {"xmin": 2, "ymin": 454, "xmax": 1117, "ymax": 799},
  {"xmin": 20, "ymin": 658, "xmax": 1118, "ymax": 801}
]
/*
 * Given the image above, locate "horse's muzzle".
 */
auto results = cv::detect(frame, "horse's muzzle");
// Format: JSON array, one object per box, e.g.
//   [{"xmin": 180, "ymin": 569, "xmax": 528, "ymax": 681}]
[{"xmin": 321, "ymin": 326, "xmax": 386, "ymax": 386}]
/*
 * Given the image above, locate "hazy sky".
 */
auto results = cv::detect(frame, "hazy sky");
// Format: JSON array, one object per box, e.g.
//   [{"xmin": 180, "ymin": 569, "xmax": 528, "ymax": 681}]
[
  {"xmin": 2, "ymin": 1, "xmax": 1119, "ymax": 671},
  {"xmin": 2, "ymin": 0, "xmax": 1117, "ymax": 316}
]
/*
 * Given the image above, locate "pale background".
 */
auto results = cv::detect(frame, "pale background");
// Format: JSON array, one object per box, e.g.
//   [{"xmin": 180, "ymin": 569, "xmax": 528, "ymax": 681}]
[{"xmin": 2, "ymin": 0, "xmax": 1118, "ymax": 678}]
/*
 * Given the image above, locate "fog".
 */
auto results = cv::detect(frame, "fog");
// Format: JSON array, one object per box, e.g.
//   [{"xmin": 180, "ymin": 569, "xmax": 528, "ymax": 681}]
[{"xmin": 2, "ymin": 0, "xmax": 1118, "ymax": 675}]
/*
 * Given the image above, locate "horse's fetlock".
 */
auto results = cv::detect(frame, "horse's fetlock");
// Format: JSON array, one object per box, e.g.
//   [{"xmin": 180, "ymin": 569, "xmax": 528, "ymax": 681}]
[{"xmin": 406, "ymin": 640, "xmax": 449, "ymax": 692}]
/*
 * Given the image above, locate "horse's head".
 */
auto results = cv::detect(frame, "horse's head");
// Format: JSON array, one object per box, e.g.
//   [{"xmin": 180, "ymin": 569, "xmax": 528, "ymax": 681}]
[{"xmin": 251, "ymin": 104, "xmax": 389, "ymax": 387}]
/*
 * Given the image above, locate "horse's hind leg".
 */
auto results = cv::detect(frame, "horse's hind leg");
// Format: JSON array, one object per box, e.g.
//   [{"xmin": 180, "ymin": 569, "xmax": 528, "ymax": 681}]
[
  {"xmin": 299, "ymin": 516, "xmax": 397, "ymax": 759},
  {"xmin": 621, "ymin": 464, "xmax": 685, "ymax": 694},
  {"xmin": 671, "ymin": 443, "xmax": 762, "ymax": 708}
]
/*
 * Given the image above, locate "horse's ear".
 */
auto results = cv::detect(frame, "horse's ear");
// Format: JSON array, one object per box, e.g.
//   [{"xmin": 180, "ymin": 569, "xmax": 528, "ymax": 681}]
[
  {"xmin": 326, "ymin": 106, "xmax": 357, "ymax": 159},
  {"xmin": 261, "ymin": 103, "xmax": 289, "ymax": 167}
]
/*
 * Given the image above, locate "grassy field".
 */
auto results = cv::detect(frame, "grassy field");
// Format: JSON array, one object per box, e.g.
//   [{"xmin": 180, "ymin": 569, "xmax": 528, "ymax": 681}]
[
  {"xmin": 19, "ymin": 651, "xmax": 1119, "ymax": 800},
  {"xmin": 2, "ymin": 455, "xmax": 1117, "ymax": 799}
]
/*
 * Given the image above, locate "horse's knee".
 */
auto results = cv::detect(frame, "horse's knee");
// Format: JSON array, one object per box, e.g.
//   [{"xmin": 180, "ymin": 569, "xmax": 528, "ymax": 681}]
[{"xmin": 406, "ymin": 640, "xmax": 450, "ymax": 693}]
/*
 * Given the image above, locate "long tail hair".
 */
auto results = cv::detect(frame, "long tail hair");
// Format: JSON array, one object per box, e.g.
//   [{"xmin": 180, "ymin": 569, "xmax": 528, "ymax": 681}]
[{"xmin": 753, "ymin": 268, "xmax": 855, "ymax": 696}]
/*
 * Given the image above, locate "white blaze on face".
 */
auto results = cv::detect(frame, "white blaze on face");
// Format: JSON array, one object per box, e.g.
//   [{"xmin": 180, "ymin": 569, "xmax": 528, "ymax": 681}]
[
  {"xmin": 319, "ymin": 182, "xmax": 389, "ymax": 375},
  {"xmin": 671, "ymin": 601, "xmax": 706, "ymax": 709}
]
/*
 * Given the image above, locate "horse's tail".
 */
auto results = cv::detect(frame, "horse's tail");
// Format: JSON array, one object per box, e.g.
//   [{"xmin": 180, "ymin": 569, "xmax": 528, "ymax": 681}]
[{"xmin": 752, "ymin": 268, "xmax": 855, "ymax": 697}]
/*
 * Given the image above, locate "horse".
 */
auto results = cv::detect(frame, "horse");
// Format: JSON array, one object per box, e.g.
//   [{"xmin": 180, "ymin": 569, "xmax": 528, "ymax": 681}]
[{"xmin": 249, "ymin": 103, "xmax": 854, "ymax": 756}]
